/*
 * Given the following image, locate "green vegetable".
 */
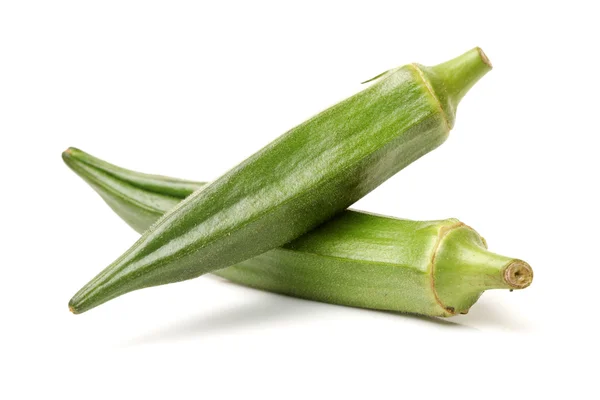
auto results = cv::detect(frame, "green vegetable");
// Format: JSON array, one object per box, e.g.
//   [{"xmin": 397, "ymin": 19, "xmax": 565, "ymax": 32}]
[
  {"xmin": 68, "ymin": 48, "xmax": 492, "ymax": 314},
  {"xmin": 63, "ymin": 148, "xmax": 532, "ymax": 317}
]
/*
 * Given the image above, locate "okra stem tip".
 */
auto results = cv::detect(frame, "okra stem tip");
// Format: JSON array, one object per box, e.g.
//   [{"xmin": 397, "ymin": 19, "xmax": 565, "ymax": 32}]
[
  {"xmin": 475, "ymin": 47, "xmax": 492, "ymax": 69},
  {"xmin": 422, "ymin": 47, "xmax": 493, "ymax": 129},
  {"xmin": 503, "ymin": 260, "xmax": 533, "ymax": 289}
]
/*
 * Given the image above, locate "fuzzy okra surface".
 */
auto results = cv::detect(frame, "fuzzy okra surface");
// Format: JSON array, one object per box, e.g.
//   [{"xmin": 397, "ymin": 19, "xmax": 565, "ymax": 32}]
[{"xmin": 63, "ymin": 145, "xmax": 532, "ymax": 317}]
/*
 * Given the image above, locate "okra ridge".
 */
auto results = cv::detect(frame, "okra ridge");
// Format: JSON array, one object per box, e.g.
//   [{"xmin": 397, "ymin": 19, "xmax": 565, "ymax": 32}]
[
  {"xmin": 62, "ymin": 150, "xmax": 169, "ymax": 216},
  {"xmin": 410, "ymin": 63, "xmax": 452, "ymax": 133},
  {"xmin": 428, "ymin": 221, "xmax": 465, "ymax": 316}
]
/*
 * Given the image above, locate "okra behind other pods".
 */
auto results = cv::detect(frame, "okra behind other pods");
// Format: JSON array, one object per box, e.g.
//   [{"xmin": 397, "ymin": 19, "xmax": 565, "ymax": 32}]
[{"xmin": 63, "ymin": 148, "xmax": 531, "ymax": 317}]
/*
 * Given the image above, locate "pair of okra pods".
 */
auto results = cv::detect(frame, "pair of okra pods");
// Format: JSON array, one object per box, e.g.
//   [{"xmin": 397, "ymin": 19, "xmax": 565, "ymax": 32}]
[{"xmin": 65, "ymin": 48, "xmax": 532, "ymax": 318}]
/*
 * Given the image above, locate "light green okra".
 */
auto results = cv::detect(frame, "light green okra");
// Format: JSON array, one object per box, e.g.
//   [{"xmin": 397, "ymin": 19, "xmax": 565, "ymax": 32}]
[{"xmin": 63, "ymin": 148, "xmax": 532, "ymax": 317}]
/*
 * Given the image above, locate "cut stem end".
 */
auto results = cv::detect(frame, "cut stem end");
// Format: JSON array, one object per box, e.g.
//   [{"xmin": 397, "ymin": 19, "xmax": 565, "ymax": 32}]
[
  {"xmin": 476, "ymin": 47, "xmax": 492, "ymax": 69},
  {"xmin": 503, "ymin": 260, "xmax": 533, "ymax": 289}
]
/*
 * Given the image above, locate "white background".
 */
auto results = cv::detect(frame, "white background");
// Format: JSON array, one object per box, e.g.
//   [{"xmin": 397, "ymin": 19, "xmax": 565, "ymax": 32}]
[{"xmin": 1, "ymin": 1, "xmax": 598, "ymax": 398}]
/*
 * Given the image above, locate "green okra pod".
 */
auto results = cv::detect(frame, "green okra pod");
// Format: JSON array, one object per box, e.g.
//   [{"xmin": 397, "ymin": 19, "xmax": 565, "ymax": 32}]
[
  {"xmin": 63, "ymin": 148, "xmax": 532, "ymax": 317},
  {"xmin": 68, "ymin": 48, "xmax": 492, "ymax": 314}
]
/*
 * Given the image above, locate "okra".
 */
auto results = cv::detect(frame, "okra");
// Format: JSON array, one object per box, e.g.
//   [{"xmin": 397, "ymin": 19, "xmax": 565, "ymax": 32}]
[
  {"xmin": 68, "ymin": 48, "xmax": 492, "ymax": 314},
  {"xmin": 63, "ymin": 148, "xmax": 532, "ymax": 317}
]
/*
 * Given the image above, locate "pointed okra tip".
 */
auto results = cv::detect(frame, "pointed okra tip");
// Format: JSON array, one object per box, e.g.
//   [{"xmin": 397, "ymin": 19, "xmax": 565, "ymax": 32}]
[
  {"xmin": 68, "ymin": 296, "xmax": 82, "ymax": 314},
  {"xmin": 68, "ymin": 265, "xmax": 129, "ymax": 314},
  {"xmin": 62, "ymin": 147, "xmax": 73, "ymax": 161},
  {"xmin": 68, "ymin": 291, "xmax": 94, "ymax": 315},
  {"xmin": 68, "ymin": 287, "xmax": 96, "ymax": 315},
  {"xmin": 62, "ymin": 147, "xmax": 83, "ymax": 163},
  {"xmin": 68, "ymin": 298, "xmax": 91, "ymax": 314}
]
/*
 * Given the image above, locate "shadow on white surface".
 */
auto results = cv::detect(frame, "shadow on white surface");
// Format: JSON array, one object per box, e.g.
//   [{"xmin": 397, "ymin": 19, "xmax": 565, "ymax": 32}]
[
  {"xmin": 122, "ymin": 289, "xmax": 487, "ymax": 346},
  {"xmin": 453, "ymin": 297, "xmax": 533, "ymax": 331},
  {"xmin": 122, "ymin": 295, "xmax": 323, "ymax": 346},
  {"xmin": 380, "ymin": 310, "xmax": 475, "ymax": 329}
]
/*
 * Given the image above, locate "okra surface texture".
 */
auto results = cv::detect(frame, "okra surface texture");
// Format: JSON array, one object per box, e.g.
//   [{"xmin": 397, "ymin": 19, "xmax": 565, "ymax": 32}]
[
  {"xmin": 68, "ymin": 48, "xmax": 492, "ymax": 314},
  {"xmin": 64, "ymin": 146, "xmax": 532, "ymax": 317}
]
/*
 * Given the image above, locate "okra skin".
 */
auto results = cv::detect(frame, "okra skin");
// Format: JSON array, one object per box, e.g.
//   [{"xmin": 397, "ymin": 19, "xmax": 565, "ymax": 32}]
[
  {"xmin": 68, "ymin": 48, "xmax": 492, "ymax": 314},
  {"xmin": 64, "ymin": 148, "xmax": 532, "ymax": 317},
  {"xmin": 222, "ymin": 213, "xmax": 453, "ymax": 316},
  {"xmin": 62, "ymin": 152, "xmax": 185, "ymax": 233}
]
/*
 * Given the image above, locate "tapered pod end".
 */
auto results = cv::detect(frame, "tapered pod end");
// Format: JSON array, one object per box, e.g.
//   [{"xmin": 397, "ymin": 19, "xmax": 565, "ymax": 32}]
[
  {"xmin": 62, "ymin": 147, "xmax": 80, "ymax": 159},
  {"xmin": 62, "ymin": 147, "xmax": 73, "ymax": 162},
  {"xmin": 68, "ymin": 261, "xmax": 135, "ymax": 314},
  {"xmin": 433, "ymin": 225, "xmax": 533, "ymax": 315},
  {"xmin": 62, "ymin": 147, "xmax": 86, "ymax": 168},
  {"xmin": 69, "ymin": 281, "xmax": 112, "ymax": 315},
  {"xmin": 69, "ymin": 291, "xmax": 90, "ymax": 315},
  {"xmin": 418, "ymin": 47, "xmax": 492, "ymax": 128}
]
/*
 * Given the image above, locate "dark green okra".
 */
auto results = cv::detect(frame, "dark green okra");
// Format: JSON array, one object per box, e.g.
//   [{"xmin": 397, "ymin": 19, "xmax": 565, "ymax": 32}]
[
  {"xmin": 68, "ymin": 48, "xmax": 492, "ymax": 314},
  {"xmin": 63, "ymin": 148, "xmax": 532, "ymax": 317}
]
